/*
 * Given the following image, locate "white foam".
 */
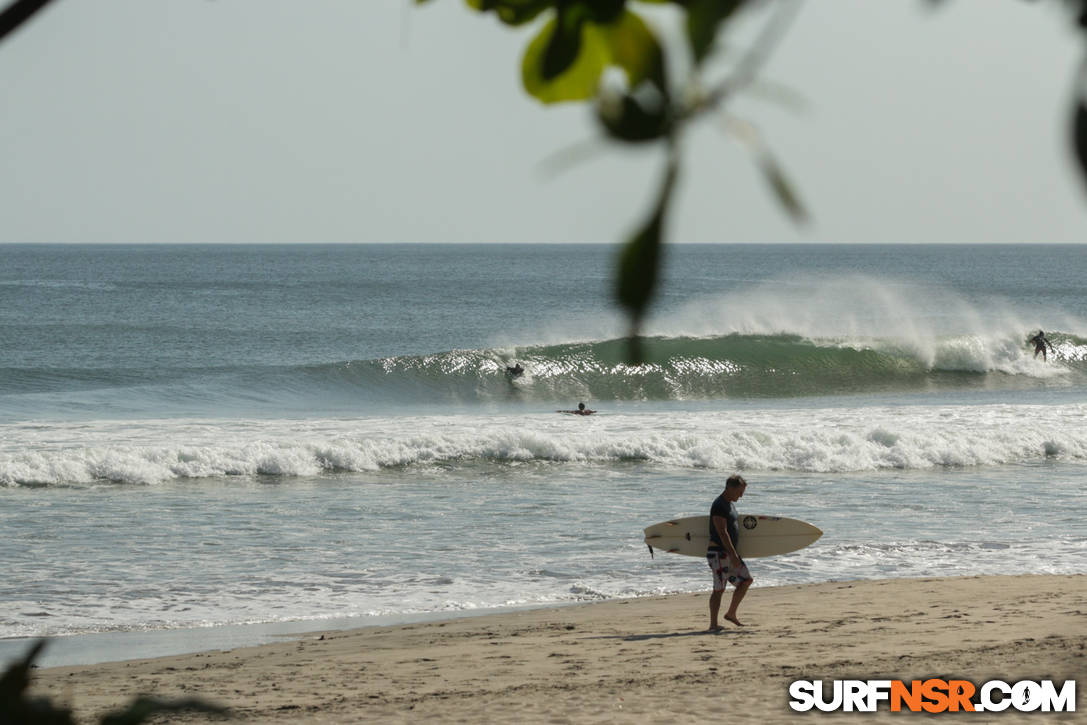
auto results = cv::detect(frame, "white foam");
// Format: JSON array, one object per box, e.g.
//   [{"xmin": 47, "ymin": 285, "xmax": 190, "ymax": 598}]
[
  {"xmin": 4, "ymin": 403, "xmax": 1087, "ymax": 485},
  {"xmin": 650, "ymin": 274, "xmax": 1087, "ymax": 369}
]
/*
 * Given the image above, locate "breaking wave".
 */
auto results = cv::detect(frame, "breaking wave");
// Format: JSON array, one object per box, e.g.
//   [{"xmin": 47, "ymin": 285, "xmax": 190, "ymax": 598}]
[
  {"xmin": 351, "ymin": 330, "xmax": 1087, "ymax": 401},
  {"xmin": 4, "ymin": 331, "xmax": 1085, "ymax": 411},
  {"xmin": 4, "ymin": 403, "xmax": 1087, "ymax": 486}
]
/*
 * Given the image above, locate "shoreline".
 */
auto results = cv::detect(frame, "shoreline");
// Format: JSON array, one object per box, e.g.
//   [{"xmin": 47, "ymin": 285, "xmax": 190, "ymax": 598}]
[
  {"xmin": 0, "ymin": 604, "xmax": 562, "ymax": 670},
  {"xmin": 23, "ymin": 574, "xmax": 1086, "ymax": 724}
]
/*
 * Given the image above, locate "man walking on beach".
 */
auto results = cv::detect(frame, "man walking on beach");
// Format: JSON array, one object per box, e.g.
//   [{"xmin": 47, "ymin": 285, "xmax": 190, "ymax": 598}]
[{"xmin": 707, "ymin": 475, "xmax": 753, "ymax": 629}]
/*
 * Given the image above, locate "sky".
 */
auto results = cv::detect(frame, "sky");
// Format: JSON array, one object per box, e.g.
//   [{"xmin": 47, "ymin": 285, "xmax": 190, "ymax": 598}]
[{"xmin": 1, "ymin": 0, "xmax": 1085, "ymax": 244}]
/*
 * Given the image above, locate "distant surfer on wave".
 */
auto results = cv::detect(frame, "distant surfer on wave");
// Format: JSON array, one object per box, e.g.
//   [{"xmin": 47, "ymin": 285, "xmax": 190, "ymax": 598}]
[
  {"xmin": 707, "ymin": 475, "xmax": 753, "ymax": 629},
  {"xmin": 1028, "ymin": 330, "xmax": 1055, "ymax": 362},
  {"xmin": 557, "ymin": 402, "xmax": 596, "ymax": 415},
  {"xmin": 506, "ymin": 362, "xmax": 524, "ymax": 378}
]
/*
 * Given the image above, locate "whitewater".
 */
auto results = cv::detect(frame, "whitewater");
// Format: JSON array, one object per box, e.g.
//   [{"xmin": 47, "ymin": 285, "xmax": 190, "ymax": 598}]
[{"xmin": 3, "ymin": 401, "xmax": 1087, "ymax": 486}]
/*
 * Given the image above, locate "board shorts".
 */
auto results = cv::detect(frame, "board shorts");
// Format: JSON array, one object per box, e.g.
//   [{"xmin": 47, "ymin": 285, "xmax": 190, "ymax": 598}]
[{"xmin": 707, "ymin": 551, "xmax": 752, "ymax": 591}]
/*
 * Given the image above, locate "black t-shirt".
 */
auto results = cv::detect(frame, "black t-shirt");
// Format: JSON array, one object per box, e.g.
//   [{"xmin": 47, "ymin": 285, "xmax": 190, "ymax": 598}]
[{"xmin": 708, "ymin": 492, "xmax": 738, "ymax": 554}]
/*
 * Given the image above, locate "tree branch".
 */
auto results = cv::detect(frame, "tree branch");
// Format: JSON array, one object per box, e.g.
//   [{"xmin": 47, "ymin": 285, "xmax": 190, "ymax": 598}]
[{"xmin": 0, "ymin": 0, "xmax": 58, "ymax": 45}]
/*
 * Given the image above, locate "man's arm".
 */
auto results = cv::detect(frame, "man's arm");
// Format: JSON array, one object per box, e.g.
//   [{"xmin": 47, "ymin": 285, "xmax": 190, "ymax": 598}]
[{"xmin": 712, "ymin": 514, "xmax": 739, "ymax": 563}]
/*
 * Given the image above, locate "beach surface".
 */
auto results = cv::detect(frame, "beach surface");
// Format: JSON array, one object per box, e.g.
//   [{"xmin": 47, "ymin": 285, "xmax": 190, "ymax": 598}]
[{"xmin": 22, "ymin": 575, "xmax": 1085, "ymax": 723}]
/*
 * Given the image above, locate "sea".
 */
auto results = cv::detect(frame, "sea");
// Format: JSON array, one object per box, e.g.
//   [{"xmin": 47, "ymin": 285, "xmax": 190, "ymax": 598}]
[{"xmin": 2, "ymin": 243, "xmax": 1086, "ymax": 667}]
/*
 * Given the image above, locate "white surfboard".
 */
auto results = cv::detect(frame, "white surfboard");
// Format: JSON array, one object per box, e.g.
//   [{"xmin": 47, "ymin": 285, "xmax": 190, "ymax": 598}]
[{"xmin": 643, "ymin": 514, "xmax": 822, "ymax": 558}]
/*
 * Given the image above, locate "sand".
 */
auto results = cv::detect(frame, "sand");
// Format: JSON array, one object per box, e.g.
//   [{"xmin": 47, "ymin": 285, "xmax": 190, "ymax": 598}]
[{"xmin": 23, "ymin": 575, "xmax": 1087, "ymax": 723}]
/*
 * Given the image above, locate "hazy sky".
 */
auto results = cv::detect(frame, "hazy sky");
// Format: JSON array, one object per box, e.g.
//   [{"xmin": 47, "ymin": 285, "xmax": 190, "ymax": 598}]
[{"xmin": 1, "ymin": 0, "xmax": 1085, "ymax": 243}]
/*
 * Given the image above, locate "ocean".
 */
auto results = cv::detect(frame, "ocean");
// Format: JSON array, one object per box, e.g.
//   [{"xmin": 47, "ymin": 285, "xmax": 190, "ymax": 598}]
[{"xmin": 2, "ymin": 243, "xmax": 1085, "ymax": 667}]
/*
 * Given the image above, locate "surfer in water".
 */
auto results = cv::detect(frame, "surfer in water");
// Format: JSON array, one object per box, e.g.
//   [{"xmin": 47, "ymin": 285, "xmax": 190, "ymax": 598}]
[
  {"xmin": 707, "ymin": 475, "xmax": 753, "ymax": 629},
  {"xmin": 557, "ymin": 402, "xmax": 596, "ymax": 415},
  {"xmin": 506, "ymin": 363, "xmax": 524, "ymax": 378},
  {"xmin": 1029, "ymin": 330, "xmax": 1055, "ymax": 362}
]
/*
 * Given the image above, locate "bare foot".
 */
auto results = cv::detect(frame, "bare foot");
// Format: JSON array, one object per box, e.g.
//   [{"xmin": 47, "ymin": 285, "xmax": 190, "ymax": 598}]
[
  {"xmin": 708, "ymin": 624, "xmax": 724, "ymax": 632},
  {"xmin": 724, "ymin": 614, "xmax": 745, "ymax": 627}
]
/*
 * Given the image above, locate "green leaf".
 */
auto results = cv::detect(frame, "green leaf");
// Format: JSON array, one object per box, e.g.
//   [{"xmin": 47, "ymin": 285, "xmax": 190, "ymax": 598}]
[
  {"xmin": 616, "ymin": 159, "xmax": 678, "ymax": 321},
  {"xmin": 465, "ymin": 0, "xmax": 552, "ymax": 26},
  {"xmin": 584, "ymin": 0, "xmax": 626, "ymax": 23},
  {"xmin": 685, "ymin": 0, "xmax": 744, "ymax": 65},
  {"xmin": 757, "ymin": 151, "xmax": 807, "ymax": 224},
  {"xmin": 522, "ymin": 16, "xmax": 609, "ymax": 103},
  {"xmin": 616, "ymin": 206, "xmax": 663, "ymax": 319},
  {"xmin": 0, "ymin": 640, "xmax": 74, "ymax": 724},
  {"xmin": 616, "ymin": 155, "xmax": 678, "ymax": 362},
  {"xmin": 542, "ymin": 5, "xmax": 587, "ymax": 80},
  {"xmin": 0, "ymin": 640, "xmax": 226, "ymax": 725},
  {"xmin": 600, "ymin": 8, "xmax": 666, "ymax": 90},
  {"xmin": 1073, "ymin": 101, "xmax": 1087, "ymax": 193},
  {"xmin": 523, "ymin": 9, "xmax": 664, "ymax": 105},
  {"xmin": 594, "ymin": 10, "xmax": 669, "ymax": 141},
  {"xmin": 99, "ymin": 696, "xmax": 228, "ymax": 725}
]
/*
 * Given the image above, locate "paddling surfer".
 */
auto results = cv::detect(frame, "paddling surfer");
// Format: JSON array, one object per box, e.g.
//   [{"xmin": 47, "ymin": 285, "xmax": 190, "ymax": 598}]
[
  {"xmin": 707, "ymin": 475, "xmax": 753, "ymax": 629},
  {"xmin": 1029, "ymin": 330, "xmax": 1055, "ymax": 362},
  {"xmin": 557, "ymin": 402, "xmax": 596, "ymax": 415}
]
